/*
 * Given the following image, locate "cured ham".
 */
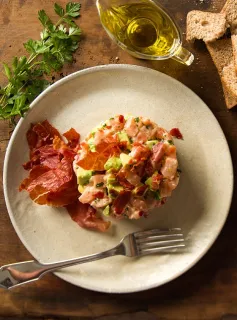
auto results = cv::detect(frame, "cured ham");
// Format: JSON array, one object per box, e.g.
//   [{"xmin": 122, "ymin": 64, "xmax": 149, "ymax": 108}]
[
  {"xmin": 150, "ymin": 142, "xmax": 165, "ymax": 168},
  {"xmin": 20, "ymin": 121, "xmax": 79, "ymax": 207},
  {"xmin": 66, "ymin": 201, "xmax": 110, "ymax": 232},
  {"xmin": 20, "ymin": 120, "xmax": 109, "ymax": 232},
  {"xmin": 112, "ymin": 191, "xmax": 131, "ymax": 215},
  {"xmin": 76, "ymin": 139, "xmax": 120, "ymax": 171},
  {"xmin": 170, "ymin": 128, "xmax": 183, "ymax": 139}
]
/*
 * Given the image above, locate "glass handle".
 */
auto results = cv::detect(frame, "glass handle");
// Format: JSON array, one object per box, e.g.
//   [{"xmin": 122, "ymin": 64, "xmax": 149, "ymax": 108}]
[{"xmin": 172, "ymin": 46, "xmax": 194, "ymax": 66}]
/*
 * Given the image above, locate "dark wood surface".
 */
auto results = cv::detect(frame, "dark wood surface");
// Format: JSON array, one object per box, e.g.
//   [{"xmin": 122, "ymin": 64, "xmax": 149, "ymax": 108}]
[{"xmin": 0, "ymin": 0, "xmax": 237, "ymax": 319}]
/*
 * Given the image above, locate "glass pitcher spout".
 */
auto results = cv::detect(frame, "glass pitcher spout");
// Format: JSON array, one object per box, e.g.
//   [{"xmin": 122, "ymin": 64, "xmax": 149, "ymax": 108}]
[{"xmin": 172, "ymin": 46, "xmax": 194, "ymax": 66}]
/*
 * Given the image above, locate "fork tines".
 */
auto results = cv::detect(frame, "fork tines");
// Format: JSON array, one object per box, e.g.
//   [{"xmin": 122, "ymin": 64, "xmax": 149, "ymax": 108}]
[{"xmin": 135, "ymin": 228, "xmax": 185, "ymax": 255}]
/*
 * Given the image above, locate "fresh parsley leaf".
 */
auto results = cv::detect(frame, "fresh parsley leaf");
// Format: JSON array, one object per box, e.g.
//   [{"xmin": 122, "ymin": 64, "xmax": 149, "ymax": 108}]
[
  {"xmin": 66, "ymin": 2, "xmax": 81, "ymax": 17},
  {"xmin": 62, "ymin": 17, "xmax": 77, "ymax": 27},
  {"xmin": 24, "ymin": 39, "xmax": 50, "ymax": 54},
  {"xmin": 54, "ymin": 3, "xmax": 65, "ymax": 17},
  {"xmin": 0, "ymin": 2, "xmax": 82, "ymax": 122},
  {"xmin": 38, "ymin": 10, "xmax": 53, "ymax": 29},
  {"xmin": 58, "ymin": 24, "xmax": 67, "ymax": 33},
  {"xmin": 43, "ymin": 52, "xmax": 63, "ymax": 72},
  {"xmin": 135, "ymin": 117, "xmax": 139, "ymax": 122},
  {"xmin": 168, "ymin": 140, "xmax": 174, "ymax": 145},
  {"xmin": 13, "ymin": 56, "xmax": 28, "ymax": 75},
  {"xmin": 40, "ymin": 29, "xmax": 49, "ymax": 40},
  {"xmin": 68, "ymin": 41, "xmax": 79, "ymax": 51},
  {"xmin": 10, "ymin": 95, "xmax": 27, "ymax": 116},
  {"xmin": 26, "ymin": 79, "xmax": 50, "ymax": 102},
  {"xmin": 3, "ymin": 63, "xmax": 12, "ymax": 80},
  {"xmin": 69, "ymin": 26, "xmax": 81, "ymax": 37}
]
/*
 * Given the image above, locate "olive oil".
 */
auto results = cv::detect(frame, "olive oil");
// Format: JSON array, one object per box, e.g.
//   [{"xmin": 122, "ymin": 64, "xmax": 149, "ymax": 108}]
[{"xmin": 99, "ymin": 1, "xmax": 180, "ymax": 57}]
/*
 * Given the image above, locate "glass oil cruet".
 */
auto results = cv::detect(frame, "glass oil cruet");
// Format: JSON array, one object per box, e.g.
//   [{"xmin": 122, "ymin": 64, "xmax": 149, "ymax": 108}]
[{"xmin": 96, "ymin": 0, "xmax": 194, "ymax": 65}]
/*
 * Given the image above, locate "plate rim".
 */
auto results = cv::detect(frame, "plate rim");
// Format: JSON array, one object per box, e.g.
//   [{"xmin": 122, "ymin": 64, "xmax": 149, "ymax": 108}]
[{"xmin": 3, "ymin": 64, "xmax": 234, "ymax": 293}]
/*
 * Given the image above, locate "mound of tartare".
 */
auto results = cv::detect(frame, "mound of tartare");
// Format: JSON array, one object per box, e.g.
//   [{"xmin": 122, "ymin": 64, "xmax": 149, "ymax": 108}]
[{"xmin": 74, "ymin": 115, "xmax": 180, "ymax": 219}]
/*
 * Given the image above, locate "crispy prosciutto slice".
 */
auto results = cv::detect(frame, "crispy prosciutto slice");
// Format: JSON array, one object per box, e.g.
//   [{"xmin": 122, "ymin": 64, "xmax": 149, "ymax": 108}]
[
  {"xmin": 20, "ymin": 122, "xmax": 80, "ymax": 206},
  {"xmin": 20, "ymin": 159, "xmax": 78, "ymax": 206},
  {"xmin": 76, "ymin": 139, "xmax": 120, "ymax": 171},
  {"xmin": 170, "ymin": 128, "xmax": 183, "ymax": 139},
  {"xmin": 26, "ymin": 120, "xmax": 61, "ymax": 152},
  {"xmin": 20, "ymin": 121, "xmax": 110, "ymax": 231},
  {"xmin": 66, "ymin": 201, "xmax": 110, "ymax": 232},
  {"xmin": 63, "ymin": 128, "xmax": 80, "ymax": 148},
  {"xmin": 112, "ymin": 191, "xmax": 131, "ymax": 215},
  {"xmin": 23, "ymin": 145, "xmax": 62, "ymax": 170}
]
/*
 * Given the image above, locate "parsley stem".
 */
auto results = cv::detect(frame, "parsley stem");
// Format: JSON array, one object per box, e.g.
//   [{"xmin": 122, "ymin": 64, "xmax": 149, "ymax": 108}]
[
  {"xmin": 0, "ymin": 83, "xmax": 12, "ymax": 105},
  {"xmin": 27, "ymin": 53, "xmax": 39, "ymax": 64},
  {"xmin": 0, "ymin": 2, "xmax": 82, "ymax": 121},
  {"xmin": 28, "ymin": 61, "xmax": 43, "ymax": 70},
  {"xmin": 55, "ymin": 12, "xmax": 70, "ymax": 27}
]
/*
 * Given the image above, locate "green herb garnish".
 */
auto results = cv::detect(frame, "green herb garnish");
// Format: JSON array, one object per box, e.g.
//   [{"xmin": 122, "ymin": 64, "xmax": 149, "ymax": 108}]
[
  {"xmin": 135, "ymin": 117, "xmax": 140, "ymax": 123},
  {"xmin": 96, "ymin": 182, "xmax": 104, "ymax": 188},
  {"xmin": 0, "ymin": 2, "xmax": 82, "ymax": 123},
  {"xmin": 168, "ymin": 140, "xmax": 174, "ymax": 145}
]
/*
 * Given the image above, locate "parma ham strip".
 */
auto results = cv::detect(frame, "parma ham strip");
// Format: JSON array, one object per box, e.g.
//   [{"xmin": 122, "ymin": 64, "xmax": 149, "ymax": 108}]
[{"xmin": 20, "ymin": 120, "xmax": 109, "ymax": 232}]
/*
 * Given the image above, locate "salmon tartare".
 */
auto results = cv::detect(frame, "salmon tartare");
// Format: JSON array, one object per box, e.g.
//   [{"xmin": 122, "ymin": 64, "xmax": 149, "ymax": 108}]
[{"xmin": 74, "ymin": 115, "xmax": 180, "ymax": 220}]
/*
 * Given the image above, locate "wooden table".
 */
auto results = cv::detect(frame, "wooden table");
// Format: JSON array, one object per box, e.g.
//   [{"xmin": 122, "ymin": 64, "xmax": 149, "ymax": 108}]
[{"xmin": 0, "ymin": 0, "xmax": 237, "ymax": 319}]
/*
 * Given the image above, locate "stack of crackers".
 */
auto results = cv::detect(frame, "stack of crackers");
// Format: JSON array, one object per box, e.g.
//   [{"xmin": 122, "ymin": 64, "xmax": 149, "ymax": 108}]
[{"xmin": 186, "ymin": 0, "xmax": 237, "ymax": 109}]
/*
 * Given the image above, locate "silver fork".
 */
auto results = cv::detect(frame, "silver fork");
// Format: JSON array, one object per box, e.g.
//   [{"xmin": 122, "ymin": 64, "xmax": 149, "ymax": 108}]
[{"xmin": 0, "ymin": 228, "xmax": 185, "ymax": 289}]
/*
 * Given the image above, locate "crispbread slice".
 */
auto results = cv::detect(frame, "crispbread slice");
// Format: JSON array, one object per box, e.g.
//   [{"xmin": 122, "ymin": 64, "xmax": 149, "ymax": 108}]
[
  {"xmin": 222, "ymin": 62, "xmax": 237, "ymax": 107},
  {"xmin": 206, "ymin": 38, "xmax": 233, "ymax": 73},
  {"xmin": 231, "ymin": 34, "xmax": 237, "ymax": 72},
  {"xmin": 206, "ymin": 38, "xmax": 237, "ymax": 109},
  {"xmin": 222, "ymin": 79, "xmax": 237, "ymax": 109},
  {"xmin": 186, "ymin": 10, "xmax": 227, "ymax": 42},
  {"xmin": 221, "ymin": 0, "xmax": 237, "ymax": 27},
  {"xmin": 220, "ymin": 0, "xmax": 237, "ymax": 77}
]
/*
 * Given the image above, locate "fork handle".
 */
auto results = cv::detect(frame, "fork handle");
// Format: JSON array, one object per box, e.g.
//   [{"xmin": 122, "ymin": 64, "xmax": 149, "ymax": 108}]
[{"xmin": 1, "ymin": 244, "xmax": 124, "ymax": 289}]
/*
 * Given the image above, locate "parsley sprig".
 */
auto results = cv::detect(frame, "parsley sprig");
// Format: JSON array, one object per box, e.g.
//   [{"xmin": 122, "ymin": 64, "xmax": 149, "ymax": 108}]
[{"xmin": 0, "ymin": 2, "xmax": 82, "ymax": 123}]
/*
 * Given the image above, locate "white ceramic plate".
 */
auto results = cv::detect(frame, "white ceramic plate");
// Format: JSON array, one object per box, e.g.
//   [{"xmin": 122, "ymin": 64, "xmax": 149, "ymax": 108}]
[{"xmin": 3, "ymin": 65, "xmax": 233, "ymax": 293}]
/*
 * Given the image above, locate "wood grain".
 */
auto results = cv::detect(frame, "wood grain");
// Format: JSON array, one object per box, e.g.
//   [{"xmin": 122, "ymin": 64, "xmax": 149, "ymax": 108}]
[{"xmin": 0, "ymin": 0, "xmax": 237, "ymax": 319}]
